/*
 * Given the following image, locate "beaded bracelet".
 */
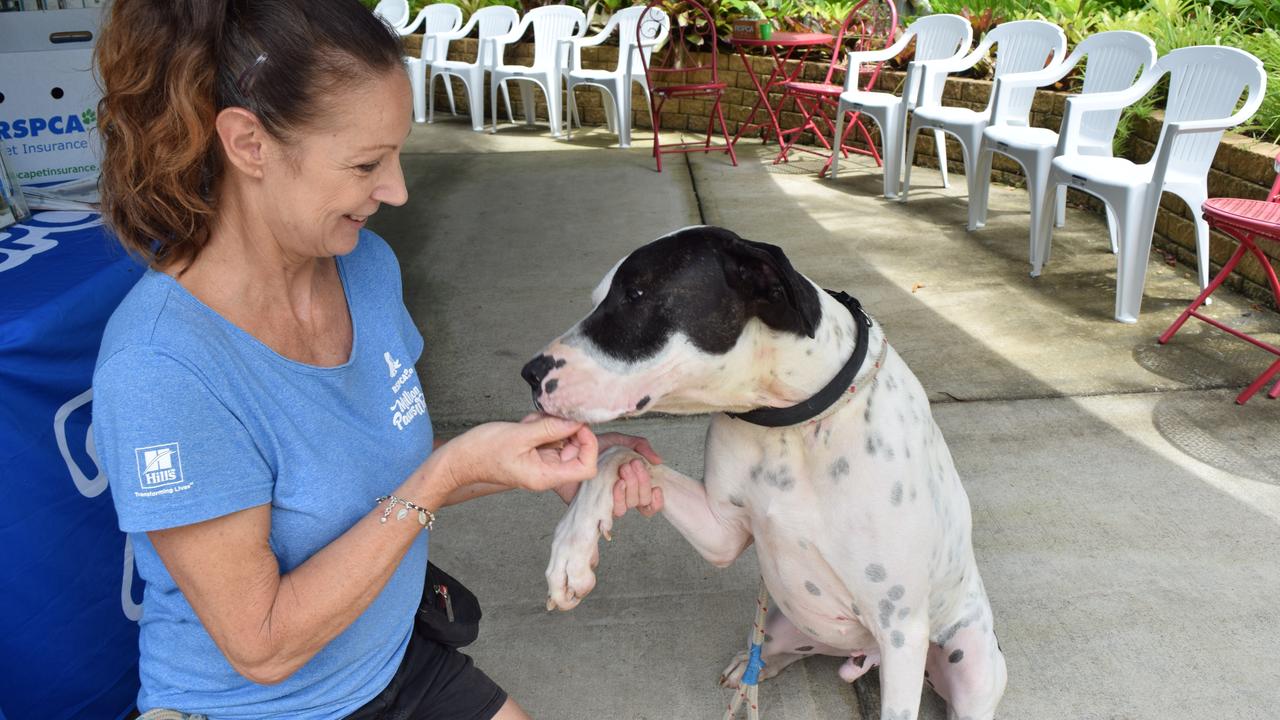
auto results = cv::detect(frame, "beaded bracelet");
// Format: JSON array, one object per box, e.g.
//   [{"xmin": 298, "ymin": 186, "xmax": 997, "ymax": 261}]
[{"xmin": 375, "ymin": 494, "xmax": 436, "ymax": 531}]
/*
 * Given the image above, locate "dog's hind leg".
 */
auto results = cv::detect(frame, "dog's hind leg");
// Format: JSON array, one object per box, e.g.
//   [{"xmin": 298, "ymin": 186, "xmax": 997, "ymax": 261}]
[
  {"xmin": 926, "ymin": 594, "xmax": 1006, "ymax": 720},
  {"xmin": 719, "ymin": 606, "xmax": 845, "ymax": 688}
]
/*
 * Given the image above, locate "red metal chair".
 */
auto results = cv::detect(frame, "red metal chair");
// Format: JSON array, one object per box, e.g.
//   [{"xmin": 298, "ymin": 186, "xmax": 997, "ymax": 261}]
[
  {"xmin": 1158, "ymin": 152, "xmax": 1280, "ymax": 404},
  {"xmin": 773, "ymin": 0, "xmax": 897, "ymax": 175},
  {"xmin": 638, "ymin": 0, "xmax": 737, "ymax": 172}
]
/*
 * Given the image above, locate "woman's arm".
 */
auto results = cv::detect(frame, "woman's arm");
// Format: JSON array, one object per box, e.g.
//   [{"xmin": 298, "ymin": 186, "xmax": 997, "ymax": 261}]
[{"xmin": 147, "ymin": 416, "xmax": 597, "ymax": 685}]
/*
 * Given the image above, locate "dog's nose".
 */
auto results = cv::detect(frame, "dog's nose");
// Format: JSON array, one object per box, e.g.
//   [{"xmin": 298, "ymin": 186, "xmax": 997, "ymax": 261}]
[{"xmin": 521, "ymin": 355, "xmax": 556, "ymax": 396}]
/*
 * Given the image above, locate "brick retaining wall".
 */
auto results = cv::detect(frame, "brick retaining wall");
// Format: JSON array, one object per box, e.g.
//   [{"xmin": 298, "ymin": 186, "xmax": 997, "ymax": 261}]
[{"xmin": 407, "ymin": 35, "xmax": 1280, "ymax": 309}]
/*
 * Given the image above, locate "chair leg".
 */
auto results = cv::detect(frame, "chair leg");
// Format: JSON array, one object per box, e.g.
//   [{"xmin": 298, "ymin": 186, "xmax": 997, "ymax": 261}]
[
  {"xmin": 1055, "ymin": 184, "xmax": 1067, "ymax": 228},
  {"xmin": 1158, "ymin": 240, "xmax": 1250, "ymax": 344},
  {"xmin": 544, "ymin": 73, "xmax": 562, "ymax": 138},
  {"xmin": 652, "ymin": 97, "xmax": 664, "ymax": 173},
  {"xmin": 934, "ymin": 129, "xmax": 950, "ymax": 189},
  {"xmin": 899, "ymin": 119, "xmax": 924, "ymax": 204},
  {"xmin": 1113, "ymin": 194, "xmax": 1159, "ymax": 324},
  {"xmin": 428, "ymin": 70, "xmax": 439, "ymax": 125},
  {"xmin": 489, "ymin": 75, "xmax": 501, "ymax": 133},
  {"xmin": 1024, "ymin": 154, "xmax": 1053, "ymax": 274},
  {"xmin": 618, "ymin": 84, "xmax": 632, "ymax": 149},
  {"xmin": 958, "ymin": 125, "xmax": 984, "ymax": 220},
  {"xmin": 828, "ymin": 104, "xmax": 848, "ymax": 180},
  {"xmin": 879, "ymin": 111, "xmax": 901, "ymax": 200},
  {"xmin": 967, "ymin": 144, "xmax": 994, "ymax": 232},
  {"xmin": 1031, "ymin": 177, "xmax": 1063, "ymax": 278},
  {"xmin": 407, "ymin": 57, "xmax": 427, "ymax": 123},
  {"xmin": 519, "ymin": 82, "xmax": 536, "ymax": 127},
  {"xmin": 715, "ymin": 95, "xmax": 738, "ymax": 166},
  {"xmin": 444, "ymin": 77, "xmax": 457, "ymax": 116},
  {"xmin": 499, "ymin": 78, "xmax": 515, "ymax": 123}
]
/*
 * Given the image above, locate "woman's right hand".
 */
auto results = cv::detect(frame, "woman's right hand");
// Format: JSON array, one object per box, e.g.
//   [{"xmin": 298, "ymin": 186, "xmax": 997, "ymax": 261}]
[{"xmin": 428, "ymin": 414, "xmax": 599, "ymax": 495}]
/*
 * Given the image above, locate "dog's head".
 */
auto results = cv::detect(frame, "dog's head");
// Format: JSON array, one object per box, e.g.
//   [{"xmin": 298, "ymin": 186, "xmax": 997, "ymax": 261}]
[{"xmin": 521, "ymin": 226, "xmax": 822, "ymax": 423}]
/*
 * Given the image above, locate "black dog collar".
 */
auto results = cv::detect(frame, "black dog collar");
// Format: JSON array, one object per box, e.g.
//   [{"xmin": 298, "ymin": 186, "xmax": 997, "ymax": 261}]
[{"xmin": 727, "ymin": 290, "xmax": 873, "ymax": 428}]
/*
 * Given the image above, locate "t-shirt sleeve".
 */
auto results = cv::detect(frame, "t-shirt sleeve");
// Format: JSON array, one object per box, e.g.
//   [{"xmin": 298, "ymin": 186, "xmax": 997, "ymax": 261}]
[{"xmin": 93, "ymin": 346, "xmax": 274, "ymax": 533}]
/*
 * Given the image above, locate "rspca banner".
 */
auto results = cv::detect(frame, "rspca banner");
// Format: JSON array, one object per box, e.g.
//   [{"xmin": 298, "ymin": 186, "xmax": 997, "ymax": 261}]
[
  {"xmin": 0, "ymin": 9, "xmax": 103, "ymax": 189},
  {"xmin": 0, "ymin": 212, "xmax": 143, "ymax": 720}
]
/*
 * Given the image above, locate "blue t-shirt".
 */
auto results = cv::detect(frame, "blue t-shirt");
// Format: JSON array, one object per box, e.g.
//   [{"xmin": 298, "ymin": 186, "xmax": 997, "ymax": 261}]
[{"xmin": 92, "ymin": 230, "xmax": 433, "ymax": 719}]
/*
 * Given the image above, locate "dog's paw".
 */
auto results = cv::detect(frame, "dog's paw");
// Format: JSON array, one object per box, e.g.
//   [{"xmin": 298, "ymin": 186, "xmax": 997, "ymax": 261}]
[
  {"xmin": 544, "ymin": 514, "xmax": 608, "ymax": 611},
  {"xmin": 719, "ymin": 649, "xmax": 752, "ymax": 689},
  {"xmin": 544, "ymin": 448, "xmax": 640, "ymax": 611}
]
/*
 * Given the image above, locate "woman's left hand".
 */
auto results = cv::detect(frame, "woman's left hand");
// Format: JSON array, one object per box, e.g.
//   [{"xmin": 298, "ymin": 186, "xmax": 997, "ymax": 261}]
[{"xmin": 553, "ymin": 431, "xmax": 664, "ymax": 518}]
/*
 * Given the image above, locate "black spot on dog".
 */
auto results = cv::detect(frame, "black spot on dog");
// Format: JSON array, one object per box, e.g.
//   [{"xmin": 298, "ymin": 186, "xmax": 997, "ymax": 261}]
[
  {"xmin": 795, "ymin": 645, "xmax": 814, "ymax": 652},
  {"xmin": 949, "ymin": 649, "xmax": 965, "ymax": 663},
  {"xmin": 635, "ymin": 395, "xmax": 650, "ymax": 410},
  {"xmin": 829, "ymin": 457, "xmax": 850, "ymax": 481},
  {"xmin": 554, "ymin": 359, "xmax": 566, "ymax": 368},
  {"xmin": 544, "ymin": 379, "xmax": 558, "ymax": 395},
  {"xmin": 865, "ymin": 564, "xmax": 886, "ymax": 582},
  {"xmin": 729, "ymin": 495, "xmax": 745, "ymax": 508},
  {"xmin": 888, "ymin": 585, "xmax": 904, "ymax": 601},
  {"xmin": 805, "ymin": 581, "xmax": 822, "ymax": 596}
]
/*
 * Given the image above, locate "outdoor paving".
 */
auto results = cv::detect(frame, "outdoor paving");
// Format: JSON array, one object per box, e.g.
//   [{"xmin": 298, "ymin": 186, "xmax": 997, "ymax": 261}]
[{"xmin": 371, "ymin": 117, "xmax": 1280, "ymax": 720}]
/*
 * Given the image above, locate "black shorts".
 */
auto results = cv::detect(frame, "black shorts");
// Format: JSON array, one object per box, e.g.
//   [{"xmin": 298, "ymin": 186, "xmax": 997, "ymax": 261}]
[{"xmin": 344, "ymin": 622, "xmax": 507, "ymax": 720}]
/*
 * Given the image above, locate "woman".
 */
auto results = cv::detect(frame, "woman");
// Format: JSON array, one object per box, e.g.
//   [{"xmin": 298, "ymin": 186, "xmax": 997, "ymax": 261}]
[{"xmin": 90, "ymin": 1, "xmax": 661, "ymax": 718}]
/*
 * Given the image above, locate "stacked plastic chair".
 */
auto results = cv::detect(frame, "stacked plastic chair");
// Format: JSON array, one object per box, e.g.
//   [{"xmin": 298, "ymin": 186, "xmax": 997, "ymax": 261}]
[
  {"xmin": 561, "ymin": 5, "xmax": 670, "ymax": 149},
  {"xmin": 1036, "ymin": 46, "xmax": 1266, "ymax": 322},
  {"xmin": 974, "ymin": 30, "xmax": 1156, "ymax": 273},
  {"xmin": 828, "ymin": 13, "xmax": 973, "ymax": 198}
]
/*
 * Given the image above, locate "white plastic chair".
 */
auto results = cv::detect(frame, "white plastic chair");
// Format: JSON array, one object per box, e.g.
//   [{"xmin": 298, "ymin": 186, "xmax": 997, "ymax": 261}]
[
  {"xmin": 828, "ymin": 14, "xmax": 972, "ymax": 199},
  {"xmin": 403, "ymin": 4, "xmax": 464, "ymax": 124},
  {"xmin": 486, "ymin": 5, "xmax": 586, "ymax": 137},
  {"xmin": 560, "ymin": 6, "xmax": 669, "ymax": 148},
  {"xmin": 1036, "ymin": 45, "xmax": 1266, "ymax": 323},
  {"xmin": 975, "ymin": 31, "xmax": 1156, "ymax": 273},
  {"xmin": 428, "ymin": 6, "xmax": 520, "ymax": 132},
  {"xmin": 901, "ymin": 20, "xmax": 1066, "ymax": 209},
  {"xmin": 372, "ymin": 0, "xmax": 411, "ymax": 32}
]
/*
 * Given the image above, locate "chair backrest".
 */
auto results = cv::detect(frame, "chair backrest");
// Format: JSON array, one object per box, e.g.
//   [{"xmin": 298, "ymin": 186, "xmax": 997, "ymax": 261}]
[
  {"xmin": 827, "ymin": 0, "xmax": 897, "ymax": 89},
  {"xmin": 982, "ymin": 20, "xmax": 1066, "ymax": 114},
  {"xmin": 522, "ymin": 5, "xmax": 587, "ymax": 71},
  {"xmin": 419, "ymin": 4, "xmax": 464, "ymax": 61},
  {"xmin": 1072, "ymin": 31, "xmax": 1157, "ymax": 153},
  {"xmin": 614, "ymin": 5, "xmax": 669, "ymax": 76},
  {"xmin": 473, "ymin": 6, "xmax": 521, "ymax": 67},
  {"xmin": 372, "ymin": 0, "xmax": 410, "ymax": 31},
  {"xmin": 420, "ymin": 4, "xmax": 463, "ymax": 35},
  {"xmin": 1152, "ymin": 45, "xmax": 1267, "ymax": 180},
  {"xmin": 901, "ymin": 14, "xmax": 972, "ymax": 108},
  {"xmin": 641, "ymin": 0, "xmax": 720, "ymax": 88}
]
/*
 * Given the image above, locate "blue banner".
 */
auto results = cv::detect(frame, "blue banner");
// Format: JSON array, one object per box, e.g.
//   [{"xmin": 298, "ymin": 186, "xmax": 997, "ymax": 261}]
[{"xmin": 0, "ymin": 212, "xmax": 145, "ymax": 720}]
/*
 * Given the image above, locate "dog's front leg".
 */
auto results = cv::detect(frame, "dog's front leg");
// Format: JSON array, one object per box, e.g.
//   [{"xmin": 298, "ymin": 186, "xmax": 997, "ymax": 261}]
[
  {"xmin": 876, "ymin": 623, "xmax": 930, "ymax": 720},
  {"xmin": 545, "ymin": 447, "xmax": 751, "ymax": 610}
]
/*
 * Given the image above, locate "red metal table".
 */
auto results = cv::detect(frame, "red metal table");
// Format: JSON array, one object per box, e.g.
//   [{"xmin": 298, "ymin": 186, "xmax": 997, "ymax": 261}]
[{"xmin": 730, "ymin": 32, "xmax": 835, "ymax": 149}]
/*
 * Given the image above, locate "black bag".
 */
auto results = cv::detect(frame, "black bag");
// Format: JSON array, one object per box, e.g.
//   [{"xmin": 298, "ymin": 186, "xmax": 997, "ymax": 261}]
[{"xmin": 416, "ymin": 562, "xmax": 481, "ymax": 648}]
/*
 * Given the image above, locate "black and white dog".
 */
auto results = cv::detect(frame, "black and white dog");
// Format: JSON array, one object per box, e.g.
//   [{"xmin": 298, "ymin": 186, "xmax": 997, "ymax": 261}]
[{"xmin": 522, "ymin": 226, "xmax": 1006, "ymax": 720}]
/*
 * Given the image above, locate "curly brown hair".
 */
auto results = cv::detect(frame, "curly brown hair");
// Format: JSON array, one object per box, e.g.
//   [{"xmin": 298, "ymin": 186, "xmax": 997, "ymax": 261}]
[{"xmin": 94, "ymin": 0, "xmax": 403, "ymax": 270}]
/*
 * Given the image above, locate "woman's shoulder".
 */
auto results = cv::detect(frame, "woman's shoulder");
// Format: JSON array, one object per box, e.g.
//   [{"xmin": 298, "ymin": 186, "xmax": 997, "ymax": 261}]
[
  {"xmin": 343, "ymin": 229, "xmax": 405, "ymax": 289},
  {"xmin": 94, "ymin": 270, "xmax": 230, "ymax": 382}
]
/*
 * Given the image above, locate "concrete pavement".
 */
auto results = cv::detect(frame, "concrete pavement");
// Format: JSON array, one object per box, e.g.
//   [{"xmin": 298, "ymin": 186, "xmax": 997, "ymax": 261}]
[{"xmin": 370, "ymin": 117, "xmax": 1280, "ymax": 719}]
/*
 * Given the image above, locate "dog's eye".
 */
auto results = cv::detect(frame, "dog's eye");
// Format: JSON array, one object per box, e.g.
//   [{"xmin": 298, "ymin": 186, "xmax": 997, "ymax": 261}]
[{"xmin": 626, "ymin": 288, "xmax": 644, "ymax": 302}]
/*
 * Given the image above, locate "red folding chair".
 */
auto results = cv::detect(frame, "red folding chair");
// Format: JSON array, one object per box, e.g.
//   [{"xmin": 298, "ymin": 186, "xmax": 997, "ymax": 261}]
[
  {"xmin": 1158, "ymin": 152, "xmax": 1280, "ymax": 404},
  {"xmin": 639, "ymin": 0, "xmax": 737, "ymax": 173},
  {"xmin": 773, "ymin": 0, "xmax": 897, "ymax": 176}
]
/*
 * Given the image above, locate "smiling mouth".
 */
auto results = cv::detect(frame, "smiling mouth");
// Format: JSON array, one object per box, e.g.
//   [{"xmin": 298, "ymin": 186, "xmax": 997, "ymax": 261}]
[{"xmin": 345, "ymin": 214, "xmax": 370, "ymax": 223}]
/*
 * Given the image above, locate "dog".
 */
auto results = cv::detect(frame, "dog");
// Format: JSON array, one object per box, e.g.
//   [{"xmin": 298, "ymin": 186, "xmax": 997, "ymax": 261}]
[{"xmin": 522, "ymin": 226, "xmax": 1006, "ymax": 720}]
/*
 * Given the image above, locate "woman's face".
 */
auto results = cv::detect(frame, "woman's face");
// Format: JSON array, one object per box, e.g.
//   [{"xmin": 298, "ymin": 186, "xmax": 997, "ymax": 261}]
[{"xmin": 261, "ymin": 67, "xmax": 412, "ymax": 258}]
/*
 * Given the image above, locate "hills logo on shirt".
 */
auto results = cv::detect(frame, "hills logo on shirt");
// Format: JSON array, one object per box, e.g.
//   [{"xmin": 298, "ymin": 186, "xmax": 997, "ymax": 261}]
[{"xmin": 135, "ymin": 443, "xmax": 185, "ymax": 490}]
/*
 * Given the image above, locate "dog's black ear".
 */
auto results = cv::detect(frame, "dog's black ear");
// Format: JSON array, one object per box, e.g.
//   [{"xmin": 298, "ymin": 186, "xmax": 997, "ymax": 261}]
[{"xmin": 723, "ymin": 236, "xmax": 821, "ymax": 338}]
